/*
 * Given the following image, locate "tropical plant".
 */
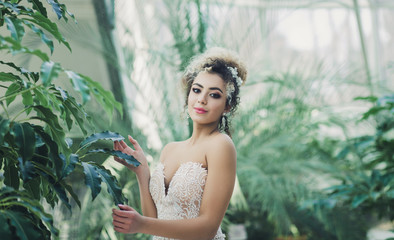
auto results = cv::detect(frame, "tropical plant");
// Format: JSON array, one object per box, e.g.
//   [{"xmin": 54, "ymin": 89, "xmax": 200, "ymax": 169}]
[
  {"xmin": 0, "ymin": 1, "xmax": 139, "ymax": 239},
  {"xmin": 312, "ymin": 94, "xmax": 394, "ymax": 220}
]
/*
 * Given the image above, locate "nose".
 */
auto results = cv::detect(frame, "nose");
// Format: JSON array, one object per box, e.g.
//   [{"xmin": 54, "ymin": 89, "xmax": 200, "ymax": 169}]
[{"xmin": 197, "ymin": 94, "xmax": 207, "ymax": 104}]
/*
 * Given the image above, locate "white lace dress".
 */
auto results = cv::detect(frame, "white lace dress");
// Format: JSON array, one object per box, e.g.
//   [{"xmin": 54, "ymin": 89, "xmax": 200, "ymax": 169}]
[{"xmin": 149, "ymin": 161, "xmax": 226, "ymax": 240}]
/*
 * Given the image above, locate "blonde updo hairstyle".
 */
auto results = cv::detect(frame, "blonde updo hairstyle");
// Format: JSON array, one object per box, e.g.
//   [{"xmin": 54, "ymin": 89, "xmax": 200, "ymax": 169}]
[{"xmin": 181, "ymin": 47, "xmax": 247, "ymax": 136}]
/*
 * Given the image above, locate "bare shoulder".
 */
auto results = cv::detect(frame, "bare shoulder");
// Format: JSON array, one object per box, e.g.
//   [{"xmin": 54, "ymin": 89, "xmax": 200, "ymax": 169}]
[
  {"xmin": 207, "ymin": 133, "xmax": 235, "ymax": 152},
  {"xmin": 159, "ymin": 141, "xmax": 181, "ymax": 162},
  {"xmin": 206, "ymin": 133, "xmax": 236, "ymax": 166}
]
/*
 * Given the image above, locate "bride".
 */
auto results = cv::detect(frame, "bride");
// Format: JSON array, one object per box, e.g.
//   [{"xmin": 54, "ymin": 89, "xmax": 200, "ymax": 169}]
[{"xmin": 112, "ymin": 47, "xmax": 247, "ymax": 240}]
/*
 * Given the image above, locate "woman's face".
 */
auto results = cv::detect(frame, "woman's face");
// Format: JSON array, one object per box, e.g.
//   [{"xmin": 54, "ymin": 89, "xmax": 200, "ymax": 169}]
[{"xmin": 187, "ymin": 71, "xmax": 228, "ymax": 126}]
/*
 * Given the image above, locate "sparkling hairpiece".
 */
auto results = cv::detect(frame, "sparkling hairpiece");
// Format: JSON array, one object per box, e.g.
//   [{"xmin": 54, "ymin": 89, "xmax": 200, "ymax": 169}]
[{"xmin": 227, "ymin": 66, "xmax": 243, "ymax": 87}]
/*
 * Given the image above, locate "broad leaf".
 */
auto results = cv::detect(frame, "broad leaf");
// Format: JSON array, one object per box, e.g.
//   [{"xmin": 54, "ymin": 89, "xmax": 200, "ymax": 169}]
[
  {"xmin": 0, "ymin": 72, "xmax": 21, "ymax": 82},
  {"xmin": 0, "ymin": 214, "xmax": 12, "ymax": 239},
  {"xmin": 0, "ymin": 116, "xmax": 10, "ymax": 144},
  {"xmin": 81, "ymin": 74, "xmax": 123, "ymax": 119},
  {"xmin": 81, "ymin": 162, "xmax": 102, "ymax": 200},
  {"xmin": 32, "ymin": 105, "xmax": 67, "ymax": 156},
  {"xmin": 27, "ymin": 0, "xmax": 48, "ymax": 17},
  {"xmin": 32, "ymin": 125, "xmax": 63, "ymax": 177},
  {"xmin": 0, "ymin": 36, "xmax": 50, "ymax": 61},
  {"xmin": 4, "ymin": 16, "xmax": 25, "ymax": 42},
  {"xmin": 351, "ymin": 194, "xmax": 369, "ymax": 208},
  {"xmin": 5, "ymin": 82, "xmax": 20, "ymax": 106},
  {"xmin": 12, "ymin": 122, "xmax": 35, "ymax": 162},
  {"xmin": 32, "ymin": 88, "xmax": 49, "ymax": 108},
  {"xmin": 65, "ymin": 71, "xmax": 90, "ymax": 103},
  {"xmin": 62, "ymin": 182, "xmax": 81, "ymax": 208},
  {"xmin": 3, "ymin": 211, "xmax": 42, "ymax": 240},
  {"xmin": 62, "ymin": 96, "xmax": 89, "ymax": 134},
  {"xmin": 0, "ymin": 61, "xmax": 37, "ymax": 81},
  {"xmin": 23, "ymin": 20, "xmax": 53, "ymax": 53},
  {"xmin": 23, "ymin": 177, "xmax": 41, "ymax": 200},
  {"xmin": 95, "ymin": 165, "xmax": 127, "ymax": 205},
  {"xmin": 22, "ymin": 12, "xmax": 71, "ymax": 51},
  {"xmin": 87, "ymin": 148, "xmax": 140, "ymax": 167},
  {"xmin": 40, "ymin": 61, "xmax": 61, "ymax": 86},
  {"xmin": 22, "ymin": 89, "xmax": 33, "ymax": 106},
  {"xmin": 53, "ymin": 180, "xmax": 71, "ymax": 210},
  {"xmin": 3, "ymin": 159, "xmax": 20, "ymax": 189},
  {"xmin": 79, "ymin": 131, "xmax": 124, "ymax": 149},
  {"xmin": 61, "ymin": 153, "xmax": 78, "ymax": 179},
  {"xmin": 47, "ymin": 0, "xmax": 62, "ymax": 19},
  {"xmin": 17, "ymin": 157, "xmax": 36, "ymax": 181}
]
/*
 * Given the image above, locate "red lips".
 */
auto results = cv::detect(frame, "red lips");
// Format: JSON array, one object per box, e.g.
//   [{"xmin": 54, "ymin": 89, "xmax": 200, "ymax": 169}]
[{"xmin": 194, "ymin": 107, "xmax": 207, "ymax": 114}]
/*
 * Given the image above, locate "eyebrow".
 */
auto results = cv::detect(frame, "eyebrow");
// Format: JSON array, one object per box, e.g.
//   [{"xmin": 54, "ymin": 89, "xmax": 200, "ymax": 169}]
[{"xmin": 192, "ymin": 83, "xmax": 223, "ymax": 93}]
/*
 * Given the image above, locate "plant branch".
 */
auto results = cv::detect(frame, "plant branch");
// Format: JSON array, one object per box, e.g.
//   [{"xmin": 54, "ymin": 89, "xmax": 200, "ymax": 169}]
[
  {"xmin": 0, "ymin": 101, "xmax": 10, "ymax": 118},
  {"xmin": 12, "ymin": 105, "xmax": 34, "ymax": 122},
  {"xmin": 0, "ymin": 83, "xmax": 43, "ymax": 102}
]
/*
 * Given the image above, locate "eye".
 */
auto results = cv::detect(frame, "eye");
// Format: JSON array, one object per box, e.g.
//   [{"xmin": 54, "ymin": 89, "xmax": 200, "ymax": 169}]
[
  {"xmin": 210, "ymin": 93, "xmax": 221, "ymax": 99},
  {"xmin": 192, "ymin": 88, "xmax": 201, "ymax": 93}
]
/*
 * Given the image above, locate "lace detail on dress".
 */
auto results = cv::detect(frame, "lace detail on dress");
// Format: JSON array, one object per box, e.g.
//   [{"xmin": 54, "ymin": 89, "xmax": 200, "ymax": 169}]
[{"xmin": 149, "ymin": 162, "xmax": 226, "ymax": 240}]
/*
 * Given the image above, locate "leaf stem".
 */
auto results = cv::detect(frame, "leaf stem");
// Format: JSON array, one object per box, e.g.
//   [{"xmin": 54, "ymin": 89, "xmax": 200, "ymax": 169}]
[
  {"xmin": 0, "ymin": 101, "xmax": 10, "ymax": 118},
  {"xmin": 0, "ymin": 83, "xmax": 43, "ymax": 102},
  {"xmin": 12, "ymin": 105, "xmax": 34, "ymax": 122}
]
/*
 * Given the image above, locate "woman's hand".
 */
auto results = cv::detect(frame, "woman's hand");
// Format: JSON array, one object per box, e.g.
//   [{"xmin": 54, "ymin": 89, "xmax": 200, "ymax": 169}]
[
  {"xmin": 113, "ymin": 135, "xmax": 149, "ymax": 177},
  {"xmin": 112, "ymin": 204, "xmax": 144, "ymax": 234}
]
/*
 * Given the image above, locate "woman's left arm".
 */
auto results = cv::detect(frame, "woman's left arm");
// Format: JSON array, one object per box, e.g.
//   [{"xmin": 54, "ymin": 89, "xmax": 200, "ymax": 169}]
[{"xmin": 112, "ymin": 135, "xmax": 237, "ymax": 240}]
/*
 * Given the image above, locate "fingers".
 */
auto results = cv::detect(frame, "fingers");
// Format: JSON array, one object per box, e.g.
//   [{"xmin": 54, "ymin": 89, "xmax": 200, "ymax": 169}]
[
  {"xmin": 118, "ymin": 204, "xmax": 134, "ymax": 211},
  {"xmin": 128, "ymin": 135, "xmax": 141, "ymax": 150}
]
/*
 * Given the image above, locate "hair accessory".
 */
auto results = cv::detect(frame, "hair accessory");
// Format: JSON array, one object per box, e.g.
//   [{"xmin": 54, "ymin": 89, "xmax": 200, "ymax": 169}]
[{"xmin": 227, "ymin": 66, "xmax": 243, "ymax": 87}]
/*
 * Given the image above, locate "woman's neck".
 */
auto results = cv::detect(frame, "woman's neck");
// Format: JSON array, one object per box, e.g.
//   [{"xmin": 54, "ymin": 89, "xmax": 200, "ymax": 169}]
[{"xmin": 188, "ymin": 122, "xmax": 219, "ymax": 145}]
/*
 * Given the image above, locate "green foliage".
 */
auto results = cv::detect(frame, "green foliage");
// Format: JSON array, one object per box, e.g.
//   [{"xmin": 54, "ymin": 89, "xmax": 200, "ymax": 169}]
[
  {"xmin": 318, "ymin": 94, "xmax": 394, "ymax": 220},
  {"xmin": 0, "ymin": 1, "xmax": 135, "ymax": 239}
]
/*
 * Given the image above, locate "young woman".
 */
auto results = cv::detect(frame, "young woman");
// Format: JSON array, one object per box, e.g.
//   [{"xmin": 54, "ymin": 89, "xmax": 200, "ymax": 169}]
[{"xmin": 112, "ymin": 47, "xmax": 247, "ymax": 240}]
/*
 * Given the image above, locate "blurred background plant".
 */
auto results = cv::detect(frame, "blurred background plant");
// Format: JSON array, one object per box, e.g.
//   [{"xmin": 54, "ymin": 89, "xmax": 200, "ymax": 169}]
[{"xmin": 2, "ymin": 0, "xmax": 394, "ymax": 239}]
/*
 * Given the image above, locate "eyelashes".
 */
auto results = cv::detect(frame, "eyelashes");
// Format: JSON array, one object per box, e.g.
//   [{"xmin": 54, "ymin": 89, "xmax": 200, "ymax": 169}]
[{"xmin": 191, "ymin": 88, "xmax": 221, "ymax": 99}]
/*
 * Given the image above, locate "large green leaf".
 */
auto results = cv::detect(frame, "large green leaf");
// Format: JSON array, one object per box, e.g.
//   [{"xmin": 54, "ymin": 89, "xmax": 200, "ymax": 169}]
[
  {"xmin": 52, "ymin": 180, "xmax": 71, "ymax": 210},
  {"xmin": 23, "ymin": 20, "xmax": 54, "ymax": 53},
  {"xmin": 0, "ymin": 61, "xmax": 39, "ymax": 82},
  {"xmin": 0, "ymin": 187, "xmax": 58, "ymax": 237},
  {"xmin": 3, "ymin": 159, "xmax": 20, "ymax": 189},
  {"xmin": 32, "ymin": 105, "xmax": 67, "ymax": 154},
  {"xmin": 22, "ymin": 88, "xmax": 33, "ymax": 106},
  {"xmin": 0, "ymin": 214, "xmax": 12, "ymax": 239},
  {"xmin": 0, "ymin": 36, "xmax": 50, "ymax": 61},
  {"xmin": 32, "ymin": 88, "xmax": 49, "ymax": 107},
  {"xmin": 62, "ymin": 181, "xmax": 81, "ymax": 208},
  {"xmin": 61, "ymin": 153, "xmax": 78, "ymax": 179},
  {"xmin": 32, "ymin": 125, "xmax": 63, "ymax": 178},
  {"xmin": 65, "ymin": 70, "xmax": 90, "ymax": 103},
  {"xmin": 27, "ymin": 0, "xmax": 48, "ymax": 17},
  {"xmin": 12, "ymin": 122, "xmax": 36, "ymax": 162},
  {"xmin": 86, "ymin": 148, "xmax": 140, "ymax": 167},
  {"xmin": 47, "ymin": 0, "xmax": 62, "ymax": 19},
  {"xmin": 79, "ymin": 131, "xmax": 125, "ymax": 149},
  {"xmin": 22, "ymin": 12, "xmax": 71, "ymax": 51},
  {"xmin": 4, "ymin": 16, "xmax": 25, "ymax": 42},
  {"xmin": 23, "ymin": 177, "xmax": 41, "ymax": 200},
  {"xmin": 5, "ymin": 82, "xmax": 20, "ymax": 106},
  {"xmin": 81, "ymin": 74, "xmax": 123, "ymax": 119},
  {"xmin": 17, "ymin": 157, "xmax": 36, "ymax": 181},
  {"xmin": 40, "ymin": 61, "xmax": 61, "ymax": 86},
  {"xmin": 62, "ymin": 96, "xmax": 89, "ymax": 134},
  {"xmin": 0, "ymin": 116, "xmax": 10, "ymax": 144},
  {"xmin": 0, "ymin": 72, "xmax": 21, "ymax": 82},
  {"xmin": 81, "ymin": 162, "xmax": 102, "ymax": 201},
  {"xmin": 95, "ymin": 165, "xmax": 127, "ymax": 205},
  {"xmin": 2, "ymin": 211, "xmax": 40, "ymax": 240}
]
